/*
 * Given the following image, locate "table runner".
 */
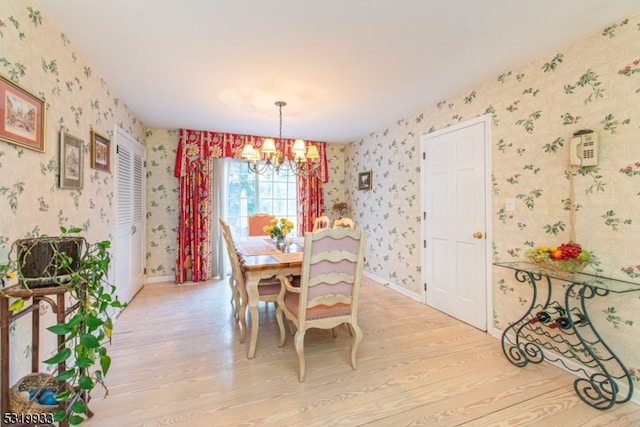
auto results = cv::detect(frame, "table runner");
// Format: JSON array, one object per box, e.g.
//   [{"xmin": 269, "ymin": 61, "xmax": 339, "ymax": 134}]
[
  {"xmin": 271, "ymin": 252, "xmax": 303, "ymax": 264},
  {"xmin": 236, "ymin": 240, "xmax": 280, "ymax": 256}
]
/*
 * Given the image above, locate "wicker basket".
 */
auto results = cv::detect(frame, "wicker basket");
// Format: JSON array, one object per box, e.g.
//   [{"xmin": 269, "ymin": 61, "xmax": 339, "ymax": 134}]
[{"xmin": 9, "ymin": 373, "xmax": 60, "ymax": 414}]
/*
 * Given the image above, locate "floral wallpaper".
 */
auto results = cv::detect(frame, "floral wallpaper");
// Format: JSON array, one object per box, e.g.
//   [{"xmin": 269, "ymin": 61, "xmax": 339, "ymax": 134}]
[
  {"xmin": 2, "ymin": 0, "xmax": 640, "ymax": 399},
  {"xmin": 338, "ymin": 16, "xmax": 640, "ymax": 388},
  {"xmin": 0, "ymin": 0, "xmax": 145, "ymax": 386}
]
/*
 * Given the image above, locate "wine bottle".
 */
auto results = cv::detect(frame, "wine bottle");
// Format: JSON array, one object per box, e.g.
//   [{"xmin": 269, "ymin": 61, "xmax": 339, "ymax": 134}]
[
  {"xmin": 528, "ymin": 305, "xmax": 562, "ymax": 324},
  {"xmin": 559, "ymin": 313, "xmax": 587, "ymax": 329},
  {"xmin": 549, "ymin": 312, "xmax": 586, "ymax": 329},
  {"xmin": 528, "ymin": 310, "xmax": 552, "ymax": 324}
]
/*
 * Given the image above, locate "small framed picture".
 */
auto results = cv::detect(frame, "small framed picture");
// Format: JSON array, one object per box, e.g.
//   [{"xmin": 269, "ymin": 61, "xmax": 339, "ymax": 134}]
[
  {"xmin": 0, "ymin": 75, "xmax": 45, "ymax": 152},
  {"xmin": 59, "ymin": 131, "xmax": 84, "ymax": 190},
  {"xmin": 358, "ymin": 170, "xmax": 372, "ymax": 191},
  {"xmin": 90, "ymin": 130, "xmax": 110, "ymax": 172}
]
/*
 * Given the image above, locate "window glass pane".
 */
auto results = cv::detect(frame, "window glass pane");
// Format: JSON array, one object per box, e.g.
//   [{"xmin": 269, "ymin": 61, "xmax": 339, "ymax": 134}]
[
  {"xmin": 225, "ymin": 160, "xmax": 298, "ymax": 237},
  {"xmin": 258, "ymin": 181, "xmax": 272, "ymax": 199}
]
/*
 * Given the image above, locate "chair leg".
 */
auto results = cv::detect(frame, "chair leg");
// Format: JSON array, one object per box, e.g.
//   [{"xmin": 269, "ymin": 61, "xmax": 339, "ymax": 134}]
[
  {"xmin": 349, "ymin": 323, "xmax": 363, "ymax": 370},
  {"xmin": 238, "ymin": 304, "xmax": 247, "ymax": 343},
  {"xmin": 346, "ymin": 323, "xmax": 354, "ymax": 337},
  {"xmin": 294, "ymin": 329, "xmax": 306, "ymax": 382},
  {"xmin": 229, "ymin": 277, "xmax": 238, "ymax": 321},
  {"xmin": 276, "ymin": 305, "xmax": 286, "ymax": 347},
  {"xmin": 288, "ymin": 320, "xmax": 296, "ymax": 336}
]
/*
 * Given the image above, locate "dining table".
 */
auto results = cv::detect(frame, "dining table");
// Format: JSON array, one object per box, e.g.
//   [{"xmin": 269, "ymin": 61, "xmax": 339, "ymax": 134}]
[{"xmin": 233, "ymin": 236, "xmax": 304, "ymax": 358}]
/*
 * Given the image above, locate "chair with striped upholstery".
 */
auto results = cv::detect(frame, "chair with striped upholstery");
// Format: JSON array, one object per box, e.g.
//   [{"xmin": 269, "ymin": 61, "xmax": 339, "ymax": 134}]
[{"xmin": 276, "ymin": 227, "xmax": 367, "ymax": 381}]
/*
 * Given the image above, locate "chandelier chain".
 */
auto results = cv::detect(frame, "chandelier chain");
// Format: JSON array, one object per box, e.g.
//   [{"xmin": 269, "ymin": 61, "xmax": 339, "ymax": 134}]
[{"xmin": 241, "ymin": 100, "xmax": 320, "ymax": 178}]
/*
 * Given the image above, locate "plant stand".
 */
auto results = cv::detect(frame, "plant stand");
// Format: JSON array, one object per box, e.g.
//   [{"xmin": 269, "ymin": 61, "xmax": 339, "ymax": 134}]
[
  {"xmin": 1, "ymin": 284, "xmax": 92, "ymax": 426},
  {"xmin": 495, "ymin": 261, "xmax": 640, "ymax": 410}
]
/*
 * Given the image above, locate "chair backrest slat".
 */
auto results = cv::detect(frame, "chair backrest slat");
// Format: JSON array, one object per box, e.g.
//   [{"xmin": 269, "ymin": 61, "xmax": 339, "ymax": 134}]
[
  {"xmin": 333, "ymin": 217, "xmax": 356, "ymax": 229},
  {"xmin": 299, "ymin": 228, "xmax": 366, "ymax": 320}
]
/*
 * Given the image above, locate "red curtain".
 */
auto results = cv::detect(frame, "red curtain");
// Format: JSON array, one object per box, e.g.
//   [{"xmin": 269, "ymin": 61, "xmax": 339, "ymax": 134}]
[
  {"xmin": 174, "ymin": 128, "xmax": 328, "ymax": 283},
  {"xmin": 297, "ymin": 174, "xmax": 325, "ymax": 235},
  {"xmin": 175, "ymin": 159, "xmax": 211, "ymax": 283}
]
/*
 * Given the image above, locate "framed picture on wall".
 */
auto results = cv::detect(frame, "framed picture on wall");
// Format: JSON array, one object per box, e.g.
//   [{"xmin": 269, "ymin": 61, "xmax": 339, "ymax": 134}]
[
  {"xmin": 59, "ymin": 131, "xmax": 84, "ymax": 190},
  {"xmin": 358, "ymin": 170, "xmax": 372, "ymax": 190},
  {"xmin": 0, "ymin": 75, "xmax": 45, "ymax": 152},
  {"xmin": 90, "ymin": 130, "xmax": 110, "ymax": 172}
]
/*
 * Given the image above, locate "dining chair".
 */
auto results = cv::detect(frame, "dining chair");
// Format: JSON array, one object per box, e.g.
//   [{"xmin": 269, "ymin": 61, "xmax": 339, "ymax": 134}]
[
  {"xmin": 219, "ymin": 218, "xmax": 244, "ymax": 324},
  {"xmin": 333, "ymin": 217, "xmax": 355, "ymax": 229},
  {"xmin": 247, "ymin": 213, "xmax": 276, "ymax": 236},
  {"xmin": 276, "ymin": 227, "xmax": 367, "ymax": 381},
  {"xmin": 312, "ymin": 215, "xmax": 330, "ymax": 232},
  {"xmin": 219, "ymin": 218, "xmax": 281, "ymax": 343}
]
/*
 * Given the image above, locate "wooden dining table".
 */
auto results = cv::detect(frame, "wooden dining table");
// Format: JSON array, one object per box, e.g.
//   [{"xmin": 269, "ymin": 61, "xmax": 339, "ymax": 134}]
[{"xmin": 233, "ymin": 236, "xmax": 304, "ymax": 358}]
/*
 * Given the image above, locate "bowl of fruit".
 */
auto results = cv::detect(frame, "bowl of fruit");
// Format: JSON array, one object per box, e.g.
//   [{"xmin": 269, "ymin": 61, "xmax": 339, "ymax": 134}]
[{"xmin": 525, "ymin": 242, "xmax": 591, "ymax": 276}]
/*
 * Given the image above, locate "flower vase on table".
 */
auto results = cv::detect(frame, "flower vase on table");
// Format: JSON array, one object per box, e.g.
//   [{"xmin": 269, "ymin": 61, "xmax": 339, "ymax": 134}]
[{"xmin": 263, "ymin": 217, "xmax": 294, "ymax": 250}]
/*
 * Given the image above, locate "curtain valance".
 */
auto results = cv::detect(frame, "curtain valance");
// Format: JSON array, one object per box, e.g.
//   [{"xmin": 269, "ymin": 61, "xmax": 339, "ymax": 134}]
[{"xmin": 174, "ymin": 129, "xmax": 329, "ymax": 183}]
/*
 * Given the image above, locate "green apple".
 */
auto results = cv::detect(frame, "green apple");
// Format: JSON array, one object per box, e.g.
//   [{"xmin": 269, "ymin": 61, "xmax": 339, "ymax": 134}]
[{"xmin": 578, "ymin": 250, "xmax": 590, "ymax": 262}]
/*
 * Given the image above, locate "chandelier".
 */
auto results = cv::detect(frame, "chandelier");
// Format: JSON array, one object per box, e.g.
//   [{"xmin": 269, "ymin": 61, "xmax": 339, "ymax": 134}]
[{"xmin": 240, "ymin": 101, "xmax": 320, "ymax": 177}]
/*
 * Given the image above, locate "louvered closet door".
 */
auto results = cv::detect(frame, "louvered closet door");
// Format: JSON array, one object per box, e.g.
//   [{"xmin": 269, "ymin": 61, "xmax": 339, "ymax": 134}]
[{"xmin": 114, "ymin": 126, "xmax": 145, "ymax": 307}]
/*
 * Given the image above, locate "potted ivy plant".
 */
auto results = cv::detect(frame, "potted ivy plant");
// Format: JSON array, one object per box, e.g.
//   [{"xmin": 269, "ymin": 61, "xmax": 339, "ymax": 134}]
[{"xmin": 2, "ymin": 227, "xmax": 126, "ymax": 425}]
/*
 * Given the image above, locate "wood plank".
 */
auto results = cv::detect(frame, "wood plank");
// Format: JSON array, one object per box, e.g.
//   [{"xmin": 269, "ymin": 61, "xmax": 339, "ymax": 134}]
[{"xmin": 82, "ymin": 277, "xmax": 640, "ymax": 426}]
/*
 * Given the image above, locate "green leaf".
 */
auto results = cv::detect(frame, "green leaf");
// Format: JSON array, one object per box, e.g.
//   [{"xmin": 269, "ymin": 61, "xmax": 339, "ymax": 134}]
[
  {"xmin": 47, "ymin": 322, "xmax": 73, "ymax": 335},
  {"xmin": 100, "ymin": 354, "xmax": 111, "ymax": 375},
  {"xmin": 71, "ymin": 400, "xmax": 88, "ymax": 414},
  {"xmin": 76, "ymin": 355, "xmax": 94, "ymax": 368},
  {"xmin": 43, "ymin": 347, "xmax": 71, "ymax": 364},
  {"xmin": 69, "ymin": 414, "xmax": 86, "ymax": 425},
  {"xmin": 80, "ymin": 333, "xmax": 100, "ymax": 348},
  {"xmin": 55, "ymin": 389, "xmax": 72, "ymax": 402},
  {"xmin": 55, "ymin": 369, "xmax": 75, "ymax": 382},
  {"xmin": 8, "ymin": 299, "xmax": 24, "ymax": 311},
  {"xmin": 52, "ymin": 409, "xmax": 67, "ymax": 422},
  {"xmin": 78, "ymin": 375, "xmax": 95, "ymax": 390},
  {"xmin": 85, "ymin": 313, "xmax": 104, "ymax": 330},
  {"xmin": 67, "ymin": 313, "xmax": 83, "ymax": 327}
]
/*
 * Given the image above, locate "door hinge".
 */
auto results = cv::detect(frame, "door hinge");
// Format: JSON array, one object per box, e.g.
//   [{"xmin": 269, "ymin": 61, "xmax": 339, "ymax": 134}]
[
  {"xmin": 424, "ymin": 282, "xmax": 427, "ymax": 291},
  {"xmin": 144, "ymin": 160, "xmax": 147, "ymax": 168},
  {"xmin": 144, "ymin": 267, "xmax": 147, "ymax": 275},
  {"xmin": 116, "ymin": 144, "xmax": 119, "ymax": 154},
  {"xmin": 422, "ymin": 151, "xmax": 426, "ymax": 160},
  {"xmin": 423, "ymin": 240, "xmax": 426, "ymax": 248},
  {"xmin": 423, "ymin": 211, "xmax": 427, "ymax": 220}
]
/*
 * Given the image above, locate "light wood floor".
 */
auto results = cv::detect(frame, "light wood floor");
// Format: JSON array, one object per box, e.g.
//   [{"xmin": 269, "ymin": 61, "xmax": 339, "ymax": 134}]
[{"xmin": 83, "ymin": 277, "xmax": 640, "ymax": 426}]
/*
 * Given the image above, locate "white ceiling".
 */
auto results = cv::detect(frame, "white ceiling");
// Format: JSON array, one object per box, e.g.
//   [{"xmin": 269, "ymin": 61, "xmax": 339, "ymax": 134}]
[{"xmin": 34, "ymin": 0, "xmax": 640, "ymax": 143}]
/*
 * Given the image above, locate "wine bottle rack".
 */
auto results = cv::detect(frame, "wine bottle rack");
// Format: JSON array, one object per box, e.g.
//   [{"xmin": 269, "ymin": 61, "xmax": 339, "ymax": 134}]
[{"xmin": 495, "ymin": 261, "xmax": 640, "ymax": 410}]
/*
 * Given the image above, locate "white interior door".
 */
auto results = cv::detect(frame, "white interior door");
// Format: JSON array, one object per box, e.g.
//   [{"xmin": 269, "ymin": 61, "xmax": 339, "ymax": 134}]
[
  {"xmin": 114, "ymin": 126, "xmax": 145, "ymax": 306},
  {"xmin": 421, "ymin": 115, "xmax": 491, "ymax": 330}
]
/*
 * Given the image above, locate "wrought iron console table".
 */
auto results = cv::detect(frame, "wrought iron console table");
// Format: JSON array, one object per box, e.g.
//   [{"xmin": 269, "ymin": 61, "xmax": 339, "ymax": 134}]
[{"xmin": 494, "ymin": 261, "xmax": 640, "ymax": 410}]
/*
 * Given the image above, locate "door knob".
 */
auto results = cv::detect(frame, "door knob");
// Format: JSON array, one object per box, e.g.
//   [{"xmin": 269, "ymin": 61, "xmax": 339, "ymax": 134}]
[{"xmin": 473, "ymin": 231, "xmax": 483, "ymax": 239}]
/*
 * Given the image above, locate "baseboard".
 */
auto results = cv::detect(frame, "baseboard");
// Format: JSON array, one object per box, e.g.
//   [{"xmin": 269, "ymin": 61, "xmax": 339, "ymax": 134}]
[
  {"xmin": 146, "ymin": 275, "xmax": 174, "ymax": 284},
  {"xmin": 363, "ymin": 271, "xmax": 422, "ymax": 302}
]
